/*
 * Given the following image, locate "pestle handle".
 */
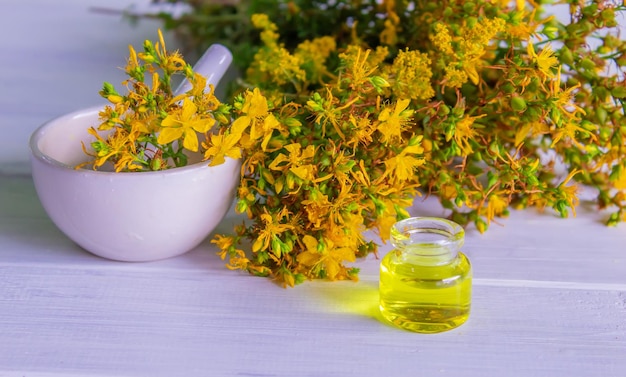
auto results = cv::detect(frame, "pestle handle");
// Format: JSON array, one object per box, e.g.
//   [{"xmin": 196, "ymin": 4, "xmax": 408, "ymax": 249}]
[{"xmin": 174, "ymin": 44, "xmax": 233, "ymax": 95}]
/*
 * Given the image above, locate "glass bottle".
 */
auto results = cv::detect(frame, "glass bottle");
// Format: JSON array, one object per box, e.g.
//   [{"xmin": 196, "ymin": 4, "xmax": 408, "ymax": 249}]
[{"xmin": 379, "ymin": 217, "xmax": 472, "ymax": 333}]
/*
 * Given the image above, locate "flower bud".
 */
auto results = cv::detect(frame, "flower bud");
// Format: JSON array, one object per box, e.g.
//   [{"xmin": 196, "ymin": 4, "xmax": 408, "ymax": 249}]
[
  {"xmin": 408, "ymin": 135, "xmax": 422, "ymax": 146},
  {"xmin": 151, "ymin": 158, "xmax": 163, "ymax": 171},
  {"xmin": 511, "ymin": 96, "xmax": 527, "ymax": 112},
  {"xmin": 370, "ymin": 76, "xmax": 390, "ymax": 88},
  {"xmin": 581, "ymin": 58, "xmax": 596, "ymax": 71},
  {"xmin": 543, "ymin": 26, "xmax": 558, "ymax": 39},
  {"xmin": 101, "ymin": 82, "xmax": 117, "ymax": 95},
  {"xmin": 559, "ymin": 47, "xmax": 574, "ymax": 66},
  {"xmin": 284, "ymin": 117, "xmax": 302, "ymax": 127},
  {"xmin": 466, "ymin": 17, "xmax": 477, "ymax": 29},
  {"xmin": 611, "ymin": 86, "xmax": 626, "ymax": 99},
  {"xmin": 455, "ymin": 197, "xmax": 464, "ymax": 207},
  {"xmin": 422, "ymin": 138, "xmax": 432, "ymax": 152},
  {"xmin": 183, "ymin": 64, "xmax": 194, "ymax": 78},
  {"xmin": 271, "ymin": 237, "xmax": 282, "ymax": 257},
  {"xmin": 475, "ymin": 218, "xmax": 487, "ymax": 233},
  {"xmin": 600, "ymin": 9, "xmax": 615, "ymax": 23},
  {"xmin": 107, "ymin": 95, "xmax": 123, "ymax": 104},
  {"xmin": 462, "ymin": 2, "xmax": 475, "ymax": 13},
  {"xmin": 215, "ymin": 112, "xmax": 230, "ymax": 125},
  {"xmin": 599, "ymin": 127, "xmax": 612, "ymax": 142},
  {"xmin": 438, "ymin": 105, "xmax": 450, "ymax": 116},
  {"xmin": 595, "ymin": 107, "xmax": 608, "ymax": 124}
]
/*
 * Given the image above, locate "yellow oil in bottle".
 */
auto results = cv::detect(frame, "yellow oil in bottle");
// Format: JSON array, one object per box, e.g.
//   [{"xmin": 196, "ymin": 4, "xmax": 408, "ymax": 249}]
[
  {"xmin": 379, "ymin": 217, "xmax": 472, "ymax": 333},
  {"xmin": 379, "ymin": 250, "xmax": 472, "ymax": 333}
]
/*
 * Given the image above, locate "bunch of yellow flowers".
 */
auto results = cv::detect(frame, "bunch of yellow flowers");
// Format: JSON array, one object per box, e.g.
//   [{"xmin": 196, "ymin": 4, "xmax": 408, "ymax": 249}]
[
  {"xmin": 97, "ymin": 0, "xmax": 626, "ymax": 285},
  {"xmin": 205, "ymin": 30, "xmax": 427, "ymax": 285},
  {"xmin": 151, "ymin": 0, "xmax": 626, "ymax": 225},
  {"xmin": 201, "ymin": 6, "xmax": 598, "ymax": 286},
  {"xmin": 83, "ymin": 28, "xmax": 423, "ymax": 286},
  {"xmin": 81, "ymin": 30, "xmax": 230, "ymax": 172}
]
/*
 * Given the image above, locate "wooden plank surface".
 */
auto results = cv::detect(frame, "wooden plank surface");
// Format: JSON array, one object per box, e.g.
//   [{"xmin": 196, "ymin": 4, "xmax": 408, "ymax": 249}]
[
  {"xmin": 1, "ymin": 175, "xmax": 625, "ymax": 376},
  {"xmin": 0, "ymin": 264, "xmax": 624, "ymax": 377}
]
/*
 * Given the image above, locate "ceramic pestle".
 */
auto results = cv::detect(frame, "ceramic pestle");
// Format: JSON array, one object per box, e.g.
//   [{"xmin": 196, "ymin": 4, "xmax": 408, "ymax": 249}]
[{"xmin": 174, "ymin": 44, "xmax": 233, "ymax": 95}]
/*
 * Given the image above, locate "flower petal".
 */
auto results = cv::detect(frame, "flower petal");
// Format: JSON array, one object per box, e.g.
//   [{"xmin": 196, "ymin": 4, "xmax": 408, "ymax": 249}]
[
  {"xmin": 182, "ymin": 128, "xmax": 199, "ymax": 151},
  {"xmin": 157, "ymin": 127, "xmax": 182, "ymax": 145}
]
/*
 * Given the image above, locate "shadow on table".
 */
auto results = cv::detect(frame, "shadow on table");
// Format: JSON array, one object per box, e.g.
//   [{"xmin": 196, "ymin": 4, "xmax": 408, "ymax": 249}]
[{"xmin": 306, "ymin": 280, "xmax": 388, "ymax": 324}]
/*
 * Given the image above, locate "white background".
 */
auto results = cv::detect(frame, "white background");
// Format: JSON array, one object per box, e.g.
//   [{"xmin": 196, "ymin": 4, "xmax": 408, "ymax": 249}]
[{"xmin": 0, "ymin": 0, "xmax": 176, "ymax": 170}]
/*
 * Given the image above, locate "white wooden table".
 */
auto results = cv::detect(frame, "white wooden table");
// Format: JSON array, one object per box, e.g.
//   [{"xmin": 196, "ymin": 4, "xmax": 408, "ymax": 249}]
[{"xmin": 1, "ymin": 1, "xmax": 625, "ymax": 376}]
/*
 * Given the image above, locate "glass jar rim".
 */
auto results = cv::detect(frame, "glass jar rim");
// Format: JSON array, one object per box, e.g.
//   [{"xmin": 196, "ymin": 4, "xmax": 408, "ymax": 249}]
[{"xmin": 390, "ymin": 217, "xmax": 464, "ymax": 255}]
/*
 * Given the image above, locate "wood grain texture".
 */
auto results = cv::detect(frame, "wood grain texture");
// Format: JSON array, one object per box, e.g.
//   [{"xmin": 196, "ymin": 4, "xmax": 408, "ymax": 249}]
[
  {"xmin": 1, "ymin": 1, "xmax": 625, "ymax": 376},
  {"xmin": 1, "ymin": 264, "xmax": 624, "ymax": 377}
]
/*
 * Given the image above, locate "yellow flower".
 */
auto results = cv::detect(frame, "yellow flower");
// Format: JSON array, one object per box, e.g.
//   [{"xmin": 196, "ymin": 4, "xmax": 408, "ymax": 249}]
[
  {"xmin": 464, "ymin": 17, "xmax": 506, "ymax": 54},
  {"xmin": 550, "ymin": 66, "xmax": 586, "ymax": 121},
  {"xmin": 550, "ymin": 120, "xmax": 592, "ymax": 149},
  {"xmin": 463, "ymin": 64, "xmax": 480, "ymax": 86},
  {"xmin": 450, "ymin": 114, "xmax": 486, "ymax": 155},
  {"xmin": 125, "ymin": 45, "xmax": 140, "ymax": 75},
  {"xmin": 224, "ymin": 249, "xmax": 252, "ymax": 272},
  {"xmin": 259, "ymin": 114, "xmax": 285, "ymax": 151},
  {"xmin": 83, "ymin": 127, "xmax": 143, "ymax": 172},
  {"xmin": 269, "ymin": 143, "xmax": 317, "ymax": 191},
  {"xmin": 339, "ymin": 47, "xmax": 377, "ymax": 91},
  {"xmin": 97, "ymin": 104, "xmax": 126, "ymax": 131},
  {"xmin": 251, "ymin": 208, "xmax": 294, "ymax": 256},
  {"xmin": 203, "ymin": 132, "xmax": 242, "ymax": 166},
  {"xmin": 557, "ymin": 169, "xmax": 581, "ymax": 217},
  {"xmin": 326, "ymin": 184, "xmax": 361, "ymax": 227},
  {"xmin": 379, "ymin": 18, "xmax": 398, "ymax": 46},
  {"xmin": 382, "ymin": 141, "xmax": 425, "ymax": 184},
  {"xmin": 430, "ymin": 23, "xmax": 454, "ymax": 55},
  {"xmin": 347, "ymin": 114, "xmax": 375, "ymax": 148},
  {"xmin": 113, "ymin": 151, "xmax": 145, "ymax": 172},
  {"xmin": 390, "ymin": 49, "xmax": 434, "ymax": 100},
  {"xmin": 328, "ymin": 148, "xmax": 354, "ymax": 190},
  {"xmin": 308, "ymin": 88, "xmax": 358, "ymax": 139},
  {"xmin": 443, "ymin": 65, "xmax": 469, "ymax": 88},
  {"xmin": 485, "ymin": 194, "xmax": 508, "ymax": 223},
  {"xmin": 251, "ymin": 13, "xmax": 277, "ymax": 32},
  {"xmin": 548, "ymin": 67, "xmax": 592, "ymax": 147},
  {"xmin": 287, "ymin": 144, "xmax": 316, "ymax": 180},
  {"xmin": 212, "ymin": 234, "xmax": 235, "ymax": 258},
  {"xmin": 295, "ymin": 36, "xmax": 336, "ymax": 82},
  {"xmin": 528, "ymin": 42, "xmax": 559, "ymax": 78},
  {"xmin": 377, "ymin": 99, "xmax": 413, "ymax": 143},
  {"xmin": 507, "ymin": 9, "xmax": 554, "ymax": 40},
  {"xmin": 612, "ymin": 165, "xmax": 626, "ymax": 190},
  {"xmin": 242, "ymin": 87, "xmax": 269, "ymax": 118},
  {"xmin": 514, "ymin": 121, "xmax": 550, "ymax": 147},
  {"xmin": 325, "ymin": 212, "xmax": 366, "ymax": 253},
  {"xmin": 189, "ymin": 73, "xmax": 207, "ymax": 97},
  {"xmin": 302, "ymin": 193, "xmax": 331, "ymax": 228},
  {"xmin": 155, "ymin": 30, "xmax": 186, "ymax": 73},
  {"xmin": 435, "ymin": 17, "xmax": 504, "ymax": 88},
  {"xmin": 157, "ymin": 98, "xmax": 215, "ymax": 151},
  {"xmin": 296, "ymin": 235, "xmax": 356, "ymax": 280},
  {"xmin": 128, "ymin": 119, "xmax": 151, "ymax": 146},
  {"xmin": 247, "ymin": 17, "xmax": 306, "ymax": 88},
  {"xmin": 369, "ymin": 195, "xmax": 412, "ymax": 241},
  {"xmin": 230, "ymin": 88, "xmax": 272, "ymax": 144}
]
